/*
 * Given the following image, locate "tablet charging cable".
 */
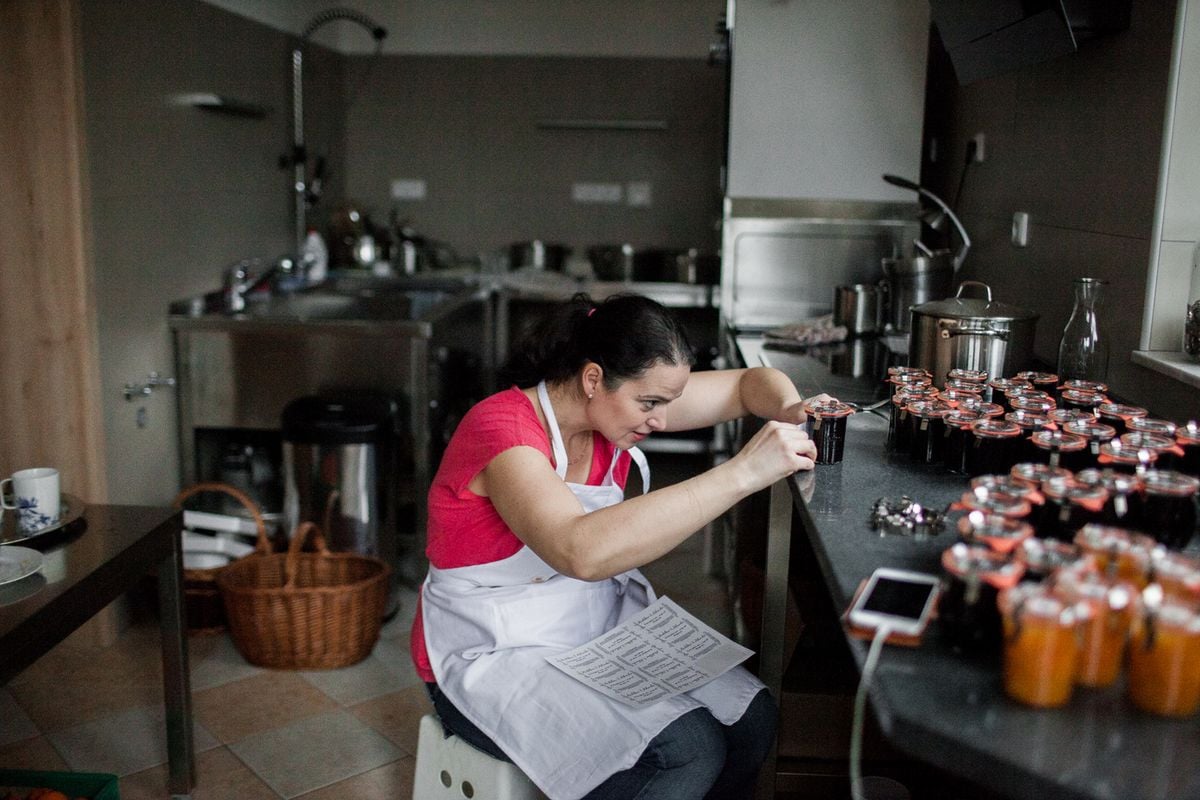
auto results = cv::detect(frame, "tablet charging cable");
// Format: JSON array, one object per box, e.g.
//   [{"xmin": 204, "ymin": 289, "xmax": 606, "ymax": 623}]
[{"xmin": 850, "ymin": 624, "xmax": 894, "ymax": 800}]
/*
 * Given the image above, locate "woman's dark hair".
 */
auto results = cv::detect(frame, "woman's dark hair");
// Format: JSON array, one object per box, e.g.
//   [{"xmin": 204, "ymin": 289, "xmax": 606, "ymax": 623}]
[{"xmin": 501, "ymin": 293, "xmax": 695, "ymax": 389}]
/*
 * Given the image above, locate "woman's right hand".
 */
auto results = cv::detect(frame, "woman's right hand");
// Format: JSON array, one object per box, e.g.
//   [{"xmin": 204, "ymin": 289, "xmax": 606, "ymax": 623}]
[{"xmin": 731, "ymin": 420, "xmax": 817, "ymax": 492}]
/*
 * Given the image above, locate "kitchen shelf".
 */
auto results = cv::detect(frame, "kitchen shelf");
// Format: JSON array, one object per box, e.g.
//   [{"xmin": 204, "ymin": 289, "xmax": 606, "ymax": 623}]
[{"xmin": 1132, "ymin": 349, "xmax": 1200, "ymax": 390}]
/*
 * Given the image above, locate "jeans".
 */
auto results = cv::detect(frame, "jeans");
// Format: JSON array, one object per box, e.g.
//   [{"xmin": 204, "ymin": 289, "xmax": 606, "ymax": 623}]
[{"xmin": 427, "ymin": 683, "xmax": 778, "ymax": 800}]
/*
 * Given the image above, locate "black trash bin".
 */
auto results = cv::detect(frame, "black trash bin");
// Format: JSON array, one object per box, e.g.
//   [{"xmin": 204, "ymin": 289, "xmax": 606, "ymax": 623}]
[{"xmin": 281, "ymin": 394, "xmax": 398, "ymax": 616}]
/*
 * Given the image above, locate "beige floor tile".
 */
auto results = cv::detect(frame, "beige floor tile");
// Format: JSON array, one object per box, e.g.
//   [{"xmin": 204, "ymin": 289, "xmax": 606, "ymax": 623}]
[
  {"xmin": 0, "ymin": 735, "xmax": 70, "ymax": 772},
  {"xmin": 229, "ymin": 710, "xmax": 402, "ymax": 798},
  {"xmin": 348, "ymin": 684, "xmax": 433, "ymax": 757},
  {"xmin": 8, "ymin": 672, "xmax": 163, "ymax": 733},
  {"xmin": 193, "ymin": 672, "xmax": 339, "ymax": 744},
  {"xmin": 47, "ymin": 703, "xmax": 220, "ymax": 776},
  {"xmin": 0, "ymin": 689, "xmax": 38, "ymax": 747},
  {"xmin": 119, "ymin": 744, "xmax": 281, "ymax": 800},
  {"xmin": 293, "ymin": 757, "xmax": 414, "ymax": 800}
]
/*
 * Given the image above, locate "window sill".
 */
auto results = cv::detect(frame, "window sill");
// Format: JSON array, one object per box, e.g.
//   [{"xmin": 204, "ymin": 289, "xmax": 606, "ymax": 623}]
[{"xmin": 1132, "ymin": 350, "xmax": 1200, "ymax": 390}]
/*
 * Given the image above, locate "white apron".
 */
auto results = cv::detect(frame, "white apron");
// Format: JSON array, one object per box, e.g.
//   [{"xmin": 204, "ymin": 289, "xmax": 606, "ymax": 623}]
[{"xmin": 421, "ymin": 382, "xmax": 765, "ymax": 800}]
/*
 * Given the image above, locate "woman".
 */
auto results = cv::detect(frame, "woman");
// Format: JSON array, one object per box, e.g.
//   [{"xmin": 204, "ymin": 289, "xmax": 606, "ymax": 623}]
[{"xmin": 411, "ymin": 293, "xmax": 824, "ymax": 800}]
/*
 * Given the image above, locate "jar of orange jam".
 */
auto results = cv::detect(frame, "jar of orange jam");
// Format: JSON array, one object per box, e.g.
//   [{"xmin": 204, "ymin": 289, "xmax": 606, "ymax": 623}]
[
  {"xmin": 997, "ymin": 582, "xmax": 1088, "ymax": 708},
  {"xmin": 1074, "ymin": 524, "xmax": 1156, "ymax": 588},
  {"xmin": 1053, "ymin": 568, "xmax": 1136, "ymax": 689},
  {"xmin": 1127, "ymin": 602, "xmax": 1200, "ymax": 717},
  {"xmin": 1150, "ymin": 551, "xmax": 1200, "ymax": 610}
]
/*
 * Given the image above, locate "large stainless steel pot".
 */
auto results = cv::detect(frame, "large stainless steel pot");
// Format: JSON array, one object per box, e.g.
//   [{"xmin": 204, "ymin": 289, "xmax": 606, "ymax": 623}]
[
  {"xmin": 880, "ymin": 251, "xmax": 954, "ymax": 333},
  {"xmin": 909, "ymin": 281, "xmax": 1039, "ymax": 387}
]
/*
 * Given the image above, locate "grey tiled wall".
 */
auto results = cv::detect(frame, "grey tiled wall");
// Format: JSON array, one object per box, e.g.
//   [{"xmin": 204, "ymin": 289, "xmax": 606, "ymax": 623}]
[{"xmin": 922, "ymin": 0, "xmax": 1198, "ymax": 419}]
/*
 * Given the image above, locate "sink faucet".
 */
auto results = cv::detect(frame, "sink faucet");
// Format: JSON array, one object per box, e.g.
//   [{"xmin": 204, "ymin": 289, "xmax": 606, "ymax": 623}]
[{"xmin": 223, "ymin": 257, "xmax": 299, "ymax": 313}]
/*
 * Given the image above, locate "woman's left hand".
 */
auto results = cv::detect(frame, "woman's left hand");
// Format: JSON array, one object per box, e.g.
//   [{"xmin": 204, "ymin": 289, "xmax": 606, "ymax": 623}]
[{"xmin": 778, "ymin": 393, "xmax": 836, "ymax": 425}]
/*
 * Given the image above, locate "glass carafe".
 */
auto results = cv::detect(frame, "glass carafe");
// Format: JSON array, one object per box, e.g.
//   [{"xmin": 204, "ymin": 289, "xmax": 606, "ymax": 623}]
[{"xmin": 1057, "ymin": 277, "xmax": 1109, "ymax": 382}]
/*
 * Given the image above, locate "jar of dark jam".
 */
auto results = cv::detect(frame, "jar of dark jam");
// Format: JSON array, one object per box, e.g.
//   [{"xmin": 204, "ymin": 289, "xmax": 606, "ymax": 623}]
[
  {"xmin": 958, "ymin": 510, "xmax": 1035, "ymax": 555},
  {"xmin": 1061, "ymin": 379, "xmax": 1109, "ymax": 396},
  {"xmin": 1178, "ymin": 421, "xmax": 1200, "ymax": 478},
  {"xmin": 1015, "ymin": 371, "xmax": 1061, "ymax": 396},
  {"xmin": 959, "ymin": 485, "xmax": 1034, "ymax": 520},
  {"xmin": 886, "ymin": 386, "xmax": 938, "ymax": 452},
  {"xmin": 948, "ymin": 367, "xmax": 989, "ymax": 386},
  {"xmin": 1037, "ymin": 478, "xmax": 1109, "ymax": 542},
  {"xmin": 804, "ymin": 400, "xmax": 856, "ymax": 464},
  {"xmin": 1120, "ymin": 432, "xmax": 1183, "ymax": 471},
  {"xmin": 969, "ymin": 474, "xmax": 1044, "ymax": 509},
  {"xmin": 943, "ymin": 408, "xmax": 982, "ymax": 475},
  {"xmin": 1030, "ymin": 430, "xmax": 1091, "ymax": 472},
  {"xmin": 1060, "ymin": 389, "xmax": 1108, "ymax": 413},
  {"xmin": 967, "ymin": 419, "xmax": 1023, "ymax": 477},
  {"xmin": 1005, "ymin": 410, "xmax": 1053, "ymax": 463},
  {"xmin": 1128, "ymin": 418, "xmax": 1178, "ymax": 438},
  {"xmin": 940, "ymin": 542, "xmax": 1025, "ymax": 655},
  {"xmin": 1140, "ymin": 470, "xmax": 1200, "ymax": 550},
  {"xmin": 942, "ymin": 387, "xmax": 982, "ymax": 407},
  {"xmin": 989, "ymin": 378, "xmax": 1033, "ymax": 413},
  {"xmin": 1098, "ymin": 438, "xmax": 1159, "ymax": 474},
  {"xmin": 959, "ymin": 398, "xmax": 1004, "ymax": 419},
  {"xmin": 945, "ymin": 377, "xmax": 985, "ymax": 394},
  {"xmin": 1074, "ymin": 468, "xmax": 1144, "ymax": 529},
  {"xmin": 887, "ymin": 372, "xmax": 933, "ymax": 394},
  {"xmin": 1064, "ymin": 419, "xmax": 1118, "ymax": 468},
  {"xmin": 906, "ymin": 399, "xmax": 953, "ymax": 465},
  {"xmin": 1010, "ymin": 461, "xmax": 1073, "ymax": 490},
  {"xmin": 1048, "ymin": 408, "xmax": 1095, "ymax": 428},
  {"xmin": 1009, "ymin": 395, "xmax": 1056, "ymax": 416},
  {"xmin": 888, "ymin": 366, "xmax": 930, "ymax": 380},
  {"xmin": 1097, "ymin": 403, "xmax": 1149, "ymax": 437},
  {"xmin": 1017, "ymin": 536, "xmax": 1090, "ymax": 583}
]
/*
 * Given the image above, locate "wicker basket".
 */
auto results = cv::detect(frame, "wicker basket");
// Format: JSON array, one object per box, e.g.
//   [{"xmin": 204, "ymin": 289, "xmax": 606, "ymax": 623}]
[
  {"xmin": 216, "ymin": 520, "xmax": 391, "ymax": 669},
  {"xmin": 173, "ymin": 482, "xmax": 272, "ymax": 634}
]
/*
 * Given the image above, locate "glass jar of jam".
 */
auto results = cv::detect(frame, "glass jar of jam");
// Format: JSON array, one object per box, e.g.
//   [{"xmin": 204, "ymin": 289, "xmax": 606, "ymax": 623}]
[
  {"xmin": 906, "ymin": 399, "xmax": 953, "ymax": 465},
  {"xmin": 1064, "ymin": 418, "xmax": 1117, "ymax": 468},
  {"xmin": 1030, "ymin": 430, "xmax": 1091, "ymax": 472},
  {"xmin": 1074, "ymin": 468, "xmax": 1144, "ymax": 528},
  {"xmin": 940, "ymin": 542, "xmax": 1025, "ymax": 655},
  {"xmin": 886, "ymin": 386, "xmax": 939, "ymax": 453},
  {"xmin": 1009, "ymin": 395, "xmax": 1056, "ymax": 416},
  {"xmin": 998, "ymin": 582, "xmax": 1087, "ymax": 707},
  {"xmin": 1017, "ymin": 536, "xmax": 1090, "ymax": 584},
  {"xmin": 1060, "ymin": 388, "xmax": 1107, "ymax": 413},
  {"xmin": 1036, "ymin": 478, "xmax": 1108, "ymax": 542},
  {"xmin": 1176, "ymin": 421, "xmax": 1200, "ymax": 478},
  {"xmin": 804, "ymin": 400, "xmax": 856, "ymax": 465},
  {"xmin": 1127, "ymin": 602, "xmax": 1200, "ymax": 717},
  {"xmin": 989, "ymin": 378, "xmax": 1032, "ymax": 413},
  {"xmin": 1053, "ymin": 569, "xmax": 1135, "ymax": 689},
  {"xmin": 1015, "ymin": 370, "xmax": 1061, "ymax": 396},
  {"xmin": 888, "ymin": 365, "xmax": 930, "ymax": 380},
  {"xmin": 941, "ymin": 387, "xmax": 982, "ymax": 407},
  {"xmin": 888, "ymin": 371, "xmax": 933, "ymax": 393},
  {"xmin": 947, "ymin": 367, "xmax": 989, "ymax": 385},
  {"xmin": 959, "ymin": 486, "xmax": 1033, "ymax": 520},
  {"xmin": 1010, "ymin": 462, "xmax": 1073, "ymax": 490},
  {"xmin": 943, "ymin": 408, "xmax": 982, "ymax": 475},
  {"xmin": 1098, "ymin": 438, "xmax": 1159, "ymax": 474},
  {"xmin": 958, "ymin": 398, "xmax": 1004, "ymax": 419},
  {"xmin": 1140, "ymin": 470, "xmax": 1200, "ymax": 550},
  {"xmin": 1097, "ymin": 403, "xmax": 1148, "ymax": 437},
  {"xmin": 944, "ymin": 377, "xmax": 985, "ymax": 394},
  {"xmin": 966, "ymin": 419, "xmax": 1023, "ymax": 478},
  {"xmin": 1005, "ymin": 410, "xmax": 1052, "ymax": 463},
  {"xmin": 1128, "ymin": 418, "xmax": 1178, "ymax": 438},
  {"xmin": 1061, "ymin": 379, "xmax": 1109, "ymax": 396},
  {"xmin": 1075, "ymin": 524, "xmax": 1156, "ymax": 587},
  {"xmin": 1048, "ymin": 408, "xmax": 1095, "ymax": 428},
  {"xmin": 1150, "ymin": 551, "xmax": 1200, "ymax": 609},
  {"xmin": 957, "ymin": 510, "xmax": 1035, "ymax": 555},
  {"xmin": 969, "ymin": 474, "xmax": 1043, "ymax": 509},
  {"xmin": 1120, "ymin": 432, "xmax": 1183, "ymax": 472}
]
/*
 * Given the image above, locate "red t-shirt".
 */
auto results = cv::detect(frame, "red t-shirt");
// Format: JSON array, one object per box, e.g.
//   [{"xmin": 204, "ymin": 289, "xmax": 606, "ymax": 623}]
[{"xmin": 410, "ymin": 386, "xmax": 632, "ymax": 681}]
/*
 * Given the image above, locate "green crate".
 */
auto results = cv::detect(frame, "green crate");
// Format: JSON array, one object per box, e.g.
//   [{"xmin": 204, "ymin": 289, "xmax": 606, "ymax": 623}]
[{"xmin": 0, "ymin": 769, "xmax": 120, "ymax": 800}]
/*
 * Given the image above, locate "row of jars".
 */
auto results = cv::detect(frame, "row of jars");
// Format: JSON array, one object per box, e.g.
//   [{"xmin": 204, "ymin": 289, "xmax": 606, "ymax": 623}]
[
  {"xmin": 885, "ymin": 367, "xmax": 1200, "ymax": 480},
  {"xmin": 942, "ymin": 515, "xmax": 1200, "ymax": 716}
]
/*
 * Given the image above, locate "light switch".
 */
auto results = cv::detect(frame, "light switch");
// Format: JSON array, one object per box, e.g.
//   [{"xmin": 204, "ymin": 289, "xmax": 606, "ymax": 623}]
[
  {"xmin": 571, "ymin": 182, "xmax": 623, "ymax": 204},
  {"xmin": 390, "ymin": 179, "xmax": 427, "ymax": 200},
  {"xmin": 1012, "ymin": 212, "xmax": 1030, "ymax": 247},
  {"xmin": 626, "ymin": 181, "xmax": 652, "ymax": 207}
]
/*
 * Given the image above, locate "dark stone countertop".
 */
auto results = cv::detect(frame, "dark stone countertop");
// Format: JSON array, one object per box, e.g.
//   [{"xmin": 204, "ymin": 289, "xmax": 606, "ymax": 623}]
[{"xmin": 737, "ymin": 335, "xmax": 1200, "ymax": 800}]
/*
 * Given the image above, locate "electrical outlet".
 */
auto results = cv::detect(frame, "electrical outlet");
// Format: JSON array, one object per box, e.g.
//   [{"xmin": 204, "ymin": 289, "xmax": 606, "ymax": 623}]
[
  {"xmin": 626, "ymin": 181, "xmax": 652, "ymax": 207},
  {"xmin": 390, "ymin": 179, "xmax": 426, "ymax": 200},
  {"xmin": 1012, "ymin": 211, "xmax": 1030, "ymax": 247},
  {"xmin": 971, "ymin": 133, "xmax": 986, "ymax": 163}
]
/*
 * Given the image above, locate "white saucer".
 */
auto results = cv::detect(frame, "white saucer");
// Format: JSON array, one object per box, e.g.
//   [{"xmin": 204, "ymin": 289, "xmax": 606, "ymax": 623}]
[{"xmin": 0, "ymin": 545, "xmax": 43, "ymax": 585}]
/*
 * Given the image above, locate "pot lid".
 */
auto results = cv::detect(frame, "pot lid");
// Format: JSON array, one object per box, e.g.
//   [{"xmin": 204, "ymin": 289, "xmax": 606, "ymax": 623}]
[{"xmin": 911, "ymin": 281, "xmax": 1038, "ymax": 322}]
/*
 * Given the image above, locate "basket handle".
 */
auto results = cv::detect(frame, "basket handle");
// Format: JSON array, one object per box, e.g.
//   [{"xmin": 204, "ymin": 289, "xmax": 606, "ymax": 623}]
[
  {"xmin": 284, "ymin": 520, "xmax": 329, "ymax": 589},
  {"xmin": 173, "ymin": 481, "xmax": 272, "ymax": 554}
]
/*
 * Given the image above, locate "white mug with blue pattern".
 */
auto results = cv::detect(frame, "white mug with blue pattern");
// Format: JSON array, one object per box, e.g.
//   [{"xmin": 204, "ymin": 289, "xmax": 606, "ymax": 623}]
[{"xmin": 2, "ymin": 467, "xmax": 61, "ymax": 531}]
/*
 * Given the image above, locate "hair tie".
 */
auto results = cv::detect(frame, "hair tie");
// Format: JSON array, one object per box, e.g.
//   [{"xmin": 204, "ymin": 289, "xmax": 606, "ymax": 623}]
[{"xmin": 587, "ymin": 307, "xmax": 596, "ymax": 317}]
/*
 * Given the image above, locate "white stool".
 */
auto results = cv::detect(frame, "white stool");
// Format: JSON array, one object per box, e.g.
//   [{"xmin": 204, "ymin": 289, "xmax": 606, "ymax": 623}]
[{"xmin": 413, "ymin": 714, "xmax": 544, "ymax": 800}]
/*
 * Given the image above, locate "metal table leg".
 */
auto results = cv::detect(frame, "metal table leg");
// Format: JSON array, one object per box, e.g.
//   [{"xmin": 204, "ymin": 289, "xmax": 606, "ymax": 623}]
[
  {"xmin": 756, "ymin": 479, "xmax": 794, "ymax": 799},
  {"xmin": 158, "ymin": 527, "xmax": 195, "ymax": 799}
]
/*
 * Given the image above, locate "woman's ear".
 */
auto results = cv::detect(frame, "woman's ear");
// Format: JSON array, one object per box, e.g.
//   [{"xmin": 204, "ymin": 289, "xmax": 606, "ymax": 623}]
[{"xmin": 582, "ymin": 362, "xmax": 603, "ymax": 398}]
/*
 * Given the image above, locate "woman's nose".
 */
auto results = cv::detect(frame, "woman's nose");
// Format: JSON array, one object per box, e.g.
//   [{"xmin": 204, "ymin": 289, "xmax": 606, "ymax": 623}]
[{"xmin": 646, "ymin": 412, "xmax": 666, "ymax": 430}]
